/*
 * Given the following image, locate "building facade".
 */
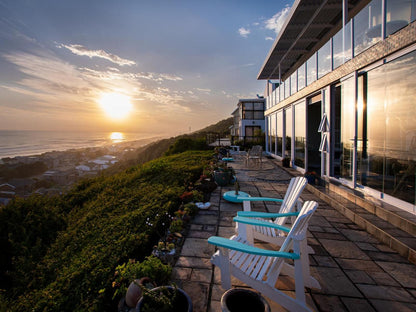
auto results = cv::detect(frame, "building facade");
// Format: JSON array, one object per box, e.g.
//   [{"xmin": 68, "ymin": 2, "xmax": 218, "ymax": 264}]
[
  {"xmin": 230, "ymin": 98, "xmax": 266, "ymax": 144},
  {"xmin": 259, "ymin": 0, "xmax": 416, "ymax": 213}
]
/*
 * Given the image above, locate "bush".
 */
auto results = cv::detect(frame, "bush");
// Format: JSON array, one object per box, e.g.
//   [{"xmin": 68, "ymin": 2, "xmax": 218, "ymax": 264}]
[{"xmin": 0, "ymin": 151, "xmax": 212, "ymax": 311}]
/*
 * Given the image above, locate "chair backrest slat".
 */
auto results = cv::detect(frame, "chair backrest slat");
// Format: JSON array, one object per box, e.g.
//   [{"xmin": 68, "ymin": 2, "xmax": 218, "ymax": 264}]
[{"xmin": 275, "ymin": 177, "xmax": 308, "ymax": 226}]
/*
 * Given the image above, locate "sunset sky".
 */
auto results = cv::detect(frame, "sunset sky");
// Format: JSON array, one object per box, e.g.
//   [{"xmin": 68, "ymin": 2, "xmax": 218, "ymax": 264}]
[{"xmin": 0, "ymin": 0, "xmax": 293, "ymax": 137}]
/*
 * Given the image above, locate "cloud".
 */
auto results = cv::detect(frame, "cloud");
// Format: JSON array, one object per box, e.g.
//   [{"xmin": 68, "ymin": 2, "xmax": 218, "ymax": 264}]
[
  {"xmin": 58, "ymin": 43, "xmax": 136, "ymax": 66},
  {"xmin": 265, "ymin": 37, "xmax": 274, "ymax": 41},
  {"xmin": 238, "ymin": 27, "xmax": 250, "ymax": 38},
  {"xmin": 265, "ymin": 6, "xmax": 291, "ymax": 35},
  {"xmin": 196, "ymin": 88, "xmax": 211, "ymax": 93},
  {"xmin": 1, "ymin": 50, "xmax": 187, "ymax": 116}
]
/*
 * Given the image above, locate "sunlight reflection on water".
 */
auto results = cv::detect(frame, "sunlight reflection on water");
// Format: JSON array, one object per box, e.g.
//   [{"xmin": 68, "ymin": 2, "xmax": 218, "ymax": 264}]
[{"xmin": 110, "ymin": 132, "xmax": 124, "ymax": 143}]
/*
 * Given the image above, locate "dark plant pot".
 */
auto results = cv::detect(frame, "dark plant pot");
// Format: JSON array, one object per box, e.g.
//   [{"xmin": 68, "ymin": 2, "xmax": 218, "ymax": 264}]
[
  {"xmin": 214, "ymin": 171, "xmax": 231, "ymax": 186},
  {"xmin": 221, "ymin": 288, "xmax": 270, "ymax": 312},
  {"xmin": 136, "ymin": 286, "xmax": 192, "ymax": 312},
  {"xmin": 282, "ymin": 158, "xmax": 290, "ymax": 168}
]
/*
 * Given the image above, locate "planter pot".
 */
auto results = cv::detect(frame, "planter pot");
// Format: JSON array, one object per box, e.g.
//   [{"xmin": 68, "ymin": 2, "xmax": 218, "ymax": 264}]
[
  {"xmin": 136, "ymin": 286, "xmax": 192, "ymax": 312},
  {"xmin": 214, "ymin": 170, "xmax": 232, "ymax": 186},
  {"xmin": 221, "ymin": 288, "xmax": 270, "ymax": 312},
  {"xmin": 125, "ymin": 277, "xmax": 156, "ymax": 308}
]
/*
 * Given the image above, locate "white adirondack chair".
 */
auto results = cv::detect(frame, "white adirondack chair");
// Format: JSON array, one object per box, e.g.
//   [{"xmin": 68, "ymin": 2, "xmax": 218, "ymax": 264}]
[
  {"xmin": 224, "ymin": 176, "xmax": 308, "ymax": 246},
  {"xmin": 208, "ymin": 201, "xmax": 320, "ymax": 312}
]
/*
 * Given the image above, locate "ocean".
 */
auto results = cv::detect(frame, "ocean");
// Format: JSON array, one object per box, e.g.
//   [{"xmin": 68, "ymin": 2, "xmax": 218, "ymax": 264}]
[{"xmin": 0, "ymin": 130, "xmax": 151, "ymax": 158}]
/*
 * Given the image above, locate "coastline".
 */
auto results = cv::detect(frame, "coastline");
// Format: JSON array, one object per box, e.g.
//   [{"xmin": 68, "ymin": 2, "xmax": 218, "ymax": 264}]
[{"xmin": 0, "ymin": 136, "xmax": 160, "ymax": 201}]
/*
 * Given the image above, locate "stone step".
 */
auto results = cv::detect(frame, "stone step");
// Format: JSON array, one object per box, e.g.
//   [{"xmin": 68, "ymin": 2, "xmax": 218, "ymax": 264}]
[{"xmin": 307, "ymin": 182, "xmax": 416, "ymax": 265}]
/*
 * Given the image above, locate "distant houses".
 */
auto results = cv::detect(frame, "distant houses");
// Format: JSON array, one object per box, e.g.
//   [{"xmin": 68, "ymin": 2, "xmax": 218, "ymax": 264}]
[
  {"xmin": 0, "ymin": 183, "xmax": 15, "ymax": 206},
  {"xmin": 230, "ymin": 97, "xmax": 265, "ymax": 145}
]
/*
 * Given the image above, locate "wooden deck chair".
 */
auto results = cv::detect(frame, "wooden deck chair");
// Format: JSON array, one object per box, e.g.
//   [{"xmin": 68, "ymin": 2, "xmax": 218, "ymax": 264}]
[
  {"xmin": 208, "ymin": 201, "xmax": 320, "ymax": 312},
  {"xmin": 224, "ymin": 176, "xmax": 308, "ymax": 245}
]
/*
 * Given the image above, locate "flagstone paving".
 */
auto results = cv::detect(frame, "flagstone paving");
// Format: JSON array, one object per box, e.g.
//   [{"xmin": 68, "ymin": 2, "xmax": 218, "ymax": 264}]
[{"xmin": 171, "ymin": 156, "xmax": 416, "ymax": 312}]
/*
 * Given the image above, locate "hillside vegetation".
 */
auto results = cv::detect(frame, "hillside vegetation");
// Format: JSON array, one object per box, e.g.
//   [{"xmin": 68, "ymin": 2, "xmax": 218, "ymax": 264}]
[{"xmin": 0, "ymin": 150, "xmax": 213, "ymax": 311}]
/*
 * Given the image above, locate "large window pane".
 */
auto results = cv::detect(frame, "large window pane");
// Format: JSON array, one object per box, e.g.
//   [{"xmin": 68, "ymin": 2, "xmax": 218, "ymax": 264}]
[
  {"xmin": 284, "ymin": 79, "xmax": 290, "ymax": 99},
  {"xmin": 354, "ymin": 0, "xmax": 382, "ymax": 56},
  {"xmin": 298, "ymin": 64, "xmax": 305, "ymax": 90},
  {"xmin": 291, "ymin": 72, "xmax": 297, "ymax": 95},
  {"xmin": 340, "ymin": 76, "xmax": 355, "ymax": 180},
  {"xmin": 294, "ymin": 103, "xmax": 305, "ymax": 168},
  {"xmin": 333, "ymin": 28, "xmax": 344, "ymax": 69},
  {"xmin": 307, "ymin": 54, "xmax": 317, "ymax": 85},
  {"xmin": 318, "ymin": 41, "xmax": 331, "ymax": 78},
  {"xmin": 386, "ymin": 0, "xmax": 415, "ymax": 36},
  {"xmin": 280, "ymin": 82, "xmax": 284, "ymax": 101},
  {"xmin": 355, "ymin": 50, "xmax": 416, "ymax": 206},
  {"xmin": 270, "ymin": 113, "xmax": 276, "ymax": 155},
  {"xmin": 276, "ymin": 111, "xmax": 283, "ymax": 157},
  {"xmin": 253, "ymin": 111, "xmax": 264, "ymax": 120},
  {"xmin": 284, "ymin": 107, "xmax": 292, "ymax": 160}
]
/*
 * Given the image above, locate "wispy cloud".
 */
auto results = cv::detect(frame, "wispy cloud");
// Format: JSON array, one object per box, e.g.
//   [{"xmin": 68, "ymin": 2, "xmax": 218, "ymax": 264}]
[
  {"xmin": 196, "ymin": 88, "xmax": 211, "ymax": 93},
  {"xmin": 264, "ymin": 6, "xmax": 291, "ymax": 36},
  {"xmin": 58, "ymin": 43, "xmax": 136, "ymax": 66},
  {"xmin": 265, "ymin": 37, "xmax": 274, "ymax": 41},
  {"xmin": 238, "ymin": 27, "xmax": 250, "ymax": 38},
  {"xmin": 1, "ymin": 50, "xmax": 186, "ymax": 116}
]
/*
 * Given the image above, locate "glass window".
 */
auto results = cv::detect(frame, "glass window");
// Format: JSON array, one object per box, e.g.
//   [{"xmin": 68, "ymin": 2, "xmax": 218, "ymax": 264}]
[
  {"xmin": 294, "ymin": 103, "xmax": 305, "ymax": 168},
  {"xmin": 333, "ymin": 28, "xmax": 344, "ymax": 69},
  {"xmin": 354, "ymin": 0, "xmax": 382, "ymax": 56},
  {"xmin": 276, "ymin": 111, "xmax": 283, "ymax": 157},
  {"xmin": 339, "ymin": 76, "xmax": 355, "ymax": 180},
  {"xmin": 279, "ymin": 82, "xmax": 284, "ymax": 101},
  {"xmin": 284, "ymin": 107, "xmax": 292, "ymax": 160},
  {"xmin": 291, "ymin": 72, "xmax": 297, "ymax": 95},
  {"xmin": 386, "ymin": 0, "xmax": 415, "ymax": 36},
  {"xmin": 307, "ymin": 53, "xmax": 317, "ymax": 85},
  {"xmin": 284, "ymin": 79, "xmax": 290, "ymax": 99},
  {"xmin": 244, "ymin": 102, "xmax": 253, "ymax": 110},
  {"xmin": 253, "ymin": 102, "xmax": 263, "ymax": 110},
  {"xmin": 276, "ymin": 85, "xmax": 280, "ymax": 103},
  {"xmin": 298, "ymin": 64, "xmax": 305, "ymax": 90},
  {"xmin": 344, "ymin": 20, "xmax": 352, "ymax": 61},
  {"xmin": 359, "ymin": 50, "xmax": 416, "ymax": 205},
  {"xmin": 244, "ymin": 111, "xmax": 254, "ymax": 119},
  {"xmin": 270, "ymin": 113, "xmax": 276, "ymax": 155},
  {"xmin": 318, "ymin": 41, "xmax": 331, "ymax": 78},
  {"xmin": 253, "ymin": 111, "xmax": 264, "ymax": 120}
]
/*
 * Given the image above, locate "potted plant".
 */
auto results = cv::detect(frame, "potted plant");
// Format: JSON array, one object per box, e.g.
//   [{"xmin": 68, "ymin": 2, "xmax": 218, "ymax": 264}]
[{"xmin": 136, "ymin": 284, "xmax": 193, "ymax": 312}]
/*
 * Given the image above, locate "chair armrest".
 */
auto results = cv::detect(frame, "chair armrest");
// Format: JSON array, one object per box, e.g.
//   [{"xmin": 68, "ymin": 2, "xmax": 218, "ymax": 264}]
[
  {"xmin": 208, "ymin": 236, "xmax": 299, "ymax": 259},
  {"xmin": 233, "ymin": 216, "xmax": 291, "ymax": 233},
  {"xmin": 237, "ymin": 211, "xmax": 299, "ymax": 218},
  {"xmin": 241, "ymin": 197, "xmax": 283, "ymax": 202}
]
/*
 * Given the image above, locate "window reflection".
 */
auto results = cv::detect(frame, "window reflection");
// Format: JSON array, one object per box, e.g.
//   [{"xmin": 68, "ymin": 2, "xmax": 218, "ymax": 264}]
[
  {"xmin": 354, "ymin": 0, "xmax": 382, "ymax": 56},
  {"xmin": 386, "ymin": 0, "xmax": 415, "ymax": 36},
  {"xmin": 295, "ymin": 103, "xmax": 305, "ymax": 168},
  {"xmin": 298, "ymin": 64, "xmax": 305, "ymax": 90},
  {"xmin": 318, "ymin": 41, "xmax": 331, "ymax": 78},
  {"xmin": 284, "ymin": 107, "xmax": 292, "ymax": 159},
  {"xmin": 307, "ymin": 54, "xmax": 317, "ymax": 85},
  {"xmin": 358, "ymin": 50, "xmax": 416, "ymax": 205},
  {"xmin": 277, "ymin": 111, "xmax": 283, "ymax": 157}
]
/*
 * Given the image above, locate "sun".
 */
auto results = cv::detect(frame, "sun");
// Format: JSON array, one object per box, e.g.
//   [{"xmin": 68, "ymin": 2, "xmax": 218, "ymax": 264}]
[{"xmin": 99, "ymin": 92, "xmax": 133, "ymax": 119}]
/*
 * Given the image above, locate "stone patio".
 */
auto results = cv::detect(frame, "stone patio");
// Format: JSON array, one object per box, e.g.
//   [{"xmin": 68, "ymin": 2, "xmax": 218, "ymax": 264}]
[{"xmin": 171, "ymin": 155, "xmax": 416, "ymax": 312}]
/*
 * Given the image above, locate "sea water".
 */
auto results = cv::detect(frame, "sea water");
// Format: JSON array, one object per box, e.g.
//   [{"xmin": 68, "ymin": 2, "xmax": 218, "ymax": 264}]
[{"xmin": 0, "ymin": 130, "xmax": 146, "ymax": 158}]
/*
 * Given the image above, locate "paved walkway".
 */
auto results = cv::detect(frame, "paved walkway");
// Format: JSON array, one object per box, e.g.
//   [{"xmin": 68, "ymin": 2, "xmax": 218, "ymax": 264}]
[{"xmin": 171, "ymin": 156, "xmax": 416, "ymax": 312}]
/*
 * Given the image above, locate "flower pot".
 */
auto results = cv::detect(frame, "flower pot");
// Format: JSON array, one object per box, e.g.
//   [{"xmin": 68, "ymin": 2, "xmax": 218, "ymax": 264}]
[
  {"xmin": 125, "ymin": 277, "xmax": 156, "ymax": 308},
  {"xmin": 136, "ymin": 286, "xmax": 192, "ymax": 312},
  {"xmin": 221, "ymin": 288, "xmax": 270, "ymax": 312},
  {"xmin": 214, "ymin": 170, "xmax": 231, "ymax": 186}
]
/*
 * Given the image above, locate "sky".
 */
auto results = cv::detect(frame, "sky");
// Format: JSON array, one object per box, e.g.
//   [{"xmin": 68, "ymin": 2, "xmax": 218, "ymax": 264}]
[{"xmin": 0, "ymin": 0, "xmax": 293, "ymax": 137}]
